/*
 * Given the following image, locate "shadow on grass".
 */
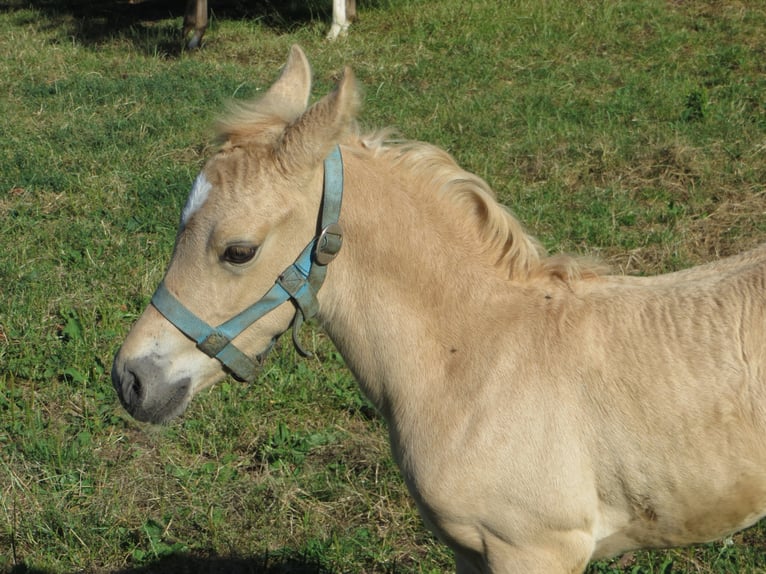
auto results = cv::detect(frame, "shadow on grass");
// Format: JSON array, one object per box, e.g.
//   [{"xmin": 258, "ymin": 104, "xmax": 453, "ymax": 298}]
[
  {"xmin": 7, "ymin": 551, "xmax": 331, "ymax": 574},
  {"xmin": 7, "ymin": 567, "xmax": 50, "ymax": 574},
  {"xmin": 1, "ymin": 0, "xmax": 391, "ymax": 54},
  {"xmin": 0, "ymin": 0, "xmax": 337, "ymax": 52},
  {"xmin": 113, "ymin": 552, "xmax": 331, "ymax": 574}
]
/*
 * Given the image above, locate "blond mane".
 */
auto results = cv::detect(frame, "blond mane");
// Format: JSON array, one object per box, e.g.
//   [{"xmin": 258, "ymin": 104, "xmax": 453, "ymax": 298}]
[{"xmin": 357, "ymin": 131, "xmax": 608, "ymax": 282}]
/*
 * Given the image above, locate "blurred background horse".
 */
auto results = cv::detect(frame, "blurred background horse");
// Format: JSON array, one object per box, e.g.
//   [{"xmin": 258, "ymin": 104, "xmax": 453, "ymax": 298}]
[{"xmin": 183, "ymin": 0, "xmax": 356, "ymax": 48}]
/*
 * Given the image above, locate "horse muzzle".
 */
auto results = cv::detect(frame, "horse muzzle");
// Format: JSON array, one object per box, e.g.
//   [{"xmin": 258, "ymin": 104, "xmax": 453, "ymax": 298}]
[
  {"xmin": 111, "ymin": 335, "xmax": 276, "ymax": 424},
  {"xmin": 111, "ymin": 352, "xmax": 193, "ymax": 424}
]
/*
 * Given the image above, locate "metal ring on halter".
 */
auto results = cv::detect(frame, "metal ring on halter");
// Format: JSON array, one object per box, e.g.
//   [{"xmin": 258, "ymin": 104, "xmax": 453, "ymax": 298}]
[{"xmin": 315, "ymin": 223, "xmax": 344, "ymax": 265}]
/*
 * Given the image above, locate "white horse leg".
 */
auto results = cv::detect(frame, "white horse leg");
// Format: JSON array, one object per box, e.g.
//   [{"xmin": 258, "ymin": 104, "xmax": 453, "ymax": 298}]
[{"xmin": 326, "ymin": 0, "xmax": 350, "ymax": 40}]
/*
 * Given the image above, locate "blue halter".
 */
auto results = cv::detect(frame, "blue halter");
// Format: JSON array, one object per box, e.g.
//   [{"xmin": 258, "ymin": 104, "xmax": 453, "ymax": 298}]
[{"xmin": 150, "ymin": 146, "xmax": 344, "ymax": 382}]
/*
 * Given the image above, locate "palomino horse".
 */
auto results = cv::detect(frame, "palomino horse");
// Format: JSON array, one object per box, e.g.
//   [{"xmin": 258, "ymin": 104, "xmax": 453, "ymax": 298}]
[
  {"xmin": 112, "ymin": 46, "xmax": 766, "ymax": 573},
  {"xmin": 183, "ymin": 0, "xmax": 356, "ymax": 48}
]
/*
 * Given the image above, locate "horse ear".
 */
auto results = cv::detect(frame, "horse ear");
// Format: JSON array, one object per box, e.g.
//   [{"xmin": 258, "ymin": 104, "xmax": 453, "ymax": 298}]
[
  {"xmin": 279, "ymin": 66, "xmax": 360, "ymax": 169},
  {"xmin": 257, "ymin": 44, "xmax": 313, "ymax": 123}
]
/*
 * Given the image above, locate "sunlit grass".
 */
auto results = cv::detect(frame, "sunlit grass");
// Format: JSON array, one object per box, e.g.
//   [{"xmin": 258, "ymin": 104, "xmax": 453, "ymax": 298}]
[{"xmin": 1, "ymin": 1, "xmax": 766, "ymax": 572}]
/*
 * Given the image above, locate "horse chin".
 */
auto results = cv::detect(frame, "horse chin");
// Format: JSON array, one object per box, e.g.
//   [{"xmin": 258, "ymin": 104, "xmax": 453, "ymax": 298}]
[
  {"xmin": 122, "ymin": 376, "xmax": 193, "ymax": 425},
  {"xmin": 256, "ymin": 336, "xmax": 277, "ymax": 365},
  {"xmin": 132, "ymin": 394, "xmax": 191, "ymax": 425},
  {"xmin": 228, "ymin": 337, "xmax": 278, "ymax": 383}
]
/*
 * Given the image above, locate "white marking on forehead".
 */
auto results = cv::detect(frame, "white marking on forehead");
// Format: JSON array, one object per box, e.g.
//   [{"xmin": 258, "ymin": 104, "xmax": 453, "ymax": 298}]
[{"xmin": 181, "ymin": 172, "xmax": 212, "ymax": 227}]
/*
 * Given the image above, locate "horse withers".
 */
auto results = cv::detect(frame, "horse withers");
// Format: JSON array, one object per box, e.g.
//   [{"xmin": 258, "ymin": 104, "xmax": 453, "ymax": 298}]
[{"xmin": 112, "ymin": 45, "xmax": 766, "ymax": 573}]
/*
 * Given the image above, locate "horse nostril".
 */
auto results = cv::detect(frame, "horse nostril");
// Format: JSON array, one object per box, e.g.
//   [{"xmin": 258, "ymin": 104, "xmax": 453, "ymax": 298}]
[
  {"xmin": 123, "ymin": 366, "xmax": 145, "ymax": 405},
  {"xmin": 112, "ymin": 357, "xmax": 144, "ymax": 412},
  {"xmin": 129, "ymin": 373, "xmax": 142, "ymax": 402}
]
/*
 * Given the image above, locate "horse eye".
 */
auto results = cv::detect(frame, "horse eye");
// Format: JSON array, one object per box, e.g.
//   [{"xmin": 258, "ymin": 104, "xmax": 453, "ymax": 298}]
[{"xmin": 222, "ymin": 244, "xmax": 258, "ymax": 265}]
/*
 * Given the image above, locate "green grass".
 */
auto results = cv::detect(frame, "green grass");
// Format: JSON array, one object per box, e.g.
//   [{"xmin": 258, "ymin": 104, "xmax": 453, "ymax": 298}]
[{"xmin": 1, "ymin": 0, "xmax": 766, "ymax": 572}]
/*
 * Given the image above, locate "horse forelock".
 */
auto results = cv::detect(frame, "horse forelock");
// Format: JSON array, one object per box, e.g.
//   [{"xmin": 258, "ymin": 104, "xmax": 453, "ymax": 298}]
[{"xmin": 358, "ymin": 132, "xmax": 607, "ymax": 282}]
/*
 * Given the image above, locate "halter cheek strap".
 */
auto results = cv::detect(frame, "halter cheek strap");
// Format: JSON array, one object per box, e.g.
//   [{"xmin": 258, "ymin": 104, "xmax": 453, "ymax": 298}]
[{"xmin": 150, "ymin": 145, "xmax": 344, "ymax": 382}]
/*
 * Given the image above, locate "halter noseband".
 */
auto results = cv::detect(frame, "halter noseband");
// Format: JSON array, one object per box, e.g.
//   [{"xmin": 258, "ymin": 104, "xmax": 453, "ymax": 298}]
[{"xmin": 150, "ymin": 145, "xmax": 344, "ymax": 382}]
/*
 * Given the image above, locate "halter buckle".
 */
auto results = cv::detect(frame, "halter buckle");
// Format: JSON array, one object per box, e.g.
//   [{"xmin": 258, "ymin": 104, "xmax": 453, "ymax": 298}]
[{"xmin": 315, "ymin": 223, "xmax": 343, "ymax": 266}]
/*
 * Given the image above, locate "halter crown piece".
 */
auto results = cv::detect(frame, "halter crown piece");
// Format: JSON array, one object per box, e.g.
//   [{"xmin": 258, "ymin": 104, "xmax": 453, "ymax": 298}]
[{"xmin": 150, "ymin": 145, "xmax": 344, "ymax": 382}]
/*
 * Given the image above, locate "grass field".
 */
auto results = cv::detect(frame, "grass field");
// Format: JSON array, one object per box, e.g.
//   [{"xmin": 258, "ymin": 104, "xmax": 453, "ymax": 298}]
[{"xmin": 2, "ymin": 0, "xmax": 766, "ymax": 572}]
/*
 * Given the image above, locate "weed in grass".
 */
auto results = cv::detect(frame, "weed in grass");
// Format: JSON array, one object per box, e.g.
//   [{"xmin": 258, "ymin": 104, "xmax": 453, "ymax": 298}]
[
  {"xmin": 130, "ymin": 518, "xmax": 188, "ymax": 564},
  {"xmin": 682, "ymin": 89, "xmax": 707, "ymax": 123}
]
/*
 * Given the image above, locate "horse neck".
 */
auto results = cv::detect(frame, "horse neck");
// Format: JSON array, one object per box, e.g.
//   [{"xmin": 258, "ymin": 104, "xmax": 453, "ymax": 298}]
[{"xmin": 316, "ymin": 146, "xmax": 511, "ymax": 425}]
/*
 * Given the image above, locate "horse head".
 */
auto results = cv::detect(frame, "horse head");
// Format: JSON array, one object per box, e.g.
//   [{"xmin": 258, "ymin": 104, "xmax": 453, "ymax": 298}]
[{"xmin": 112, "ymin": 46, "xmax": 359, "ymax": 423}]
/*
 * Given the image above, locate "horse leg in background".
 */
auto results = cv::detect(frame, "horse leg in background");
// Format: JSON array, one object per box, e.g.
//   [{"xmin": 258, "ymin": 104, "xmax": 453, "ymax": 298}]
[
  {"xmin": 327, "ymin": 0, "xmax": 352, "ymax": 39},
  {"xmin": 183, "ymin": 0, "xmax": 208, "ymax": 49},
  {"xmin": 184, "ymin": 0, "xmax": 355, "ymax": 44}
]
